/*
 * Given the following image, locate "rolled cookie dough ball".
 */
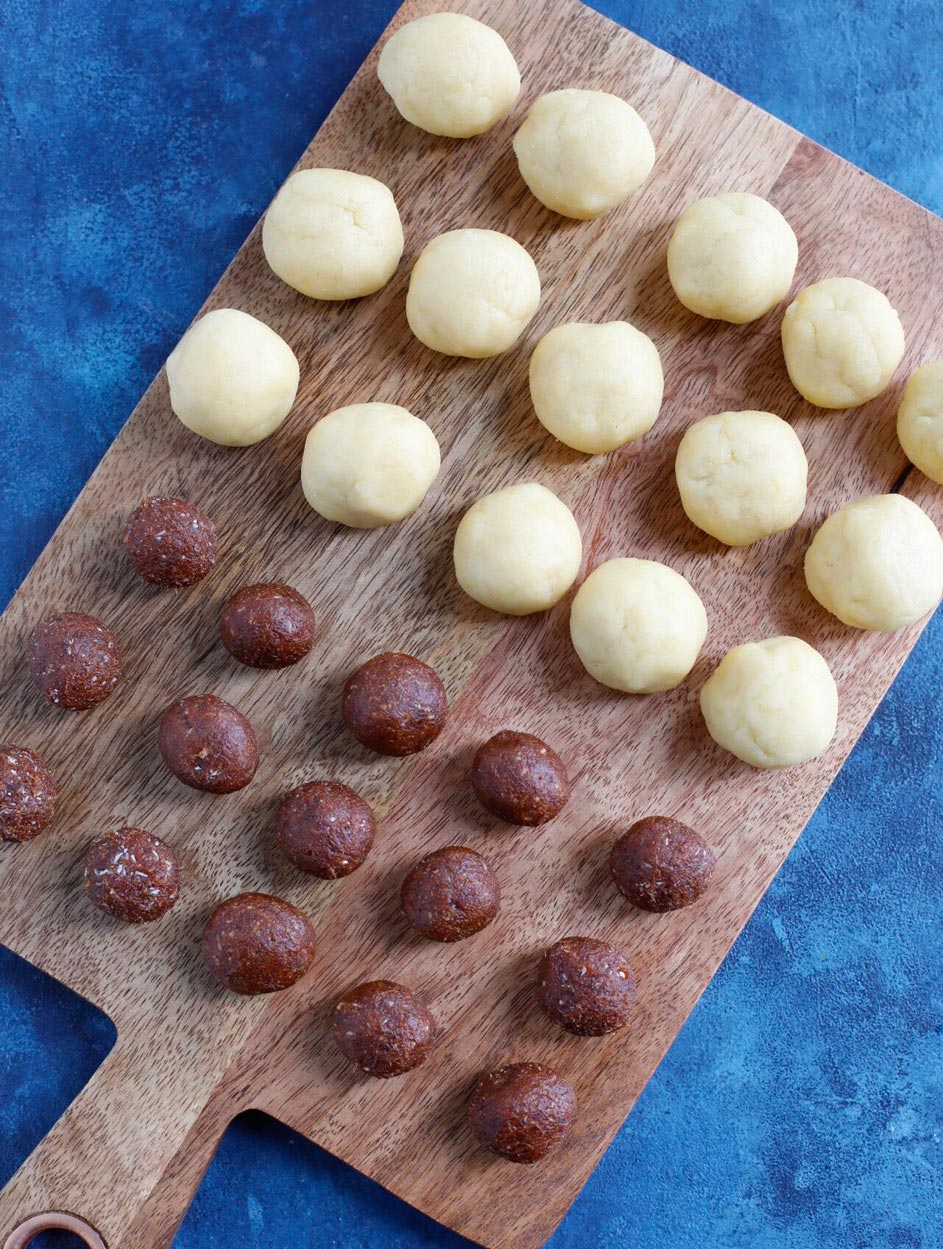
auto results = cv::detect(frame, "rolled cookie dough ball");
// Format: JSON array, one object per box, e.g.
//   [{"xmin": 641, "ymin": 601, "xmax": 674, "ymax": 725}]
[
  {"xmin": 529, "ymin": 321, "xmax": 663, "ymax": 454},
  {"xmin": 700, "ymin": 636, "xmax": 838, "ymax": 768},
  {"xmin": 453, "ymin": 482, "xmax": 581, "ymax": 615},
  {"xmin": 781, "ymin": 278, "xmax": 905, "ymax": 409},
  {"xmin": 166, "ymin": 309, "xmax": 299, "ymax": 446},
  {"xmin": 378, "ymin": 13, "xmax": 520, "ymax": 138},
  {"xmin": 569, "ymin": 558, "xmax": 707, "ymax": 693},
  {"xmin": 897, "ymin": 360, "xmax": 943, "ymax": 483},
  {"xmin": 262, "ymin": 169, "xmax": 403, "ymax": 300},
  {"xmin": 804, "ymin": 494, "xmax": 943, "ymax": 631},
  {"xmin": 675, "ymin": 410, "xmax": 808, "ymax": 546},
  {"xmin": 406, "ymin": 229, "xmax": 540, "ymax": 358},
  {"xmin": 667, "ymin": 193, "xmax": 798, "ymax": 323},
  {"xmin": 512, "ymin": 89, "xmax": 655, "ymax": 220},
  {"xmin": 301, "ymin": 403, "xmax": 440, "ymax": 528}
]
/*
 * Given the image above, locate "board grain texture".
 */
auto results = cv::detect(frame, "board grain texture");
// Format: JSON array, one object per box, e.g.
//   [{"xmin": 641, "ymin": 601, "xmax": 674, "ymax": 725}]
[{"xmin": 1, "ymin": 0, "xmax": 942, "ymax": 1246}]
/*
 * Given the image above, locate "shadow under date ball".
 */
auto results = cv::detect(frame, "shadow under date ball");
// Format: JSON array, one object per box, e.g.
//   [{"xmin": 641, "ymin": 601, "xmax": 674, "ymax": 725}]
[
  {"xmin": 28, "ymin": 612, "xmax": 121, "ymax": 711},
  {"xmin": 609, "ymin": 816, "xmax": 716, "ymax": 912},
  {"xmin": 468, "ymin": 1063, "xmax": 577, "ymax": 1164},
  {"xmin": 276, "ymin": 780, "xmax": 376, "ymax": 878},
  {"xmin": 158, "ymin": 694, "xmax": 259, "ymax": 793},
  {"xmin": 220, "ymin": 582, "xmax": 315, "ymax": 669},
  {"xmin": 342, "ymin": 652, "xmax": 447, "ymax": 756},
  {"xmin": 0, "ymin": 745, "xmax": 56, "ymax": 842},
  {"xmin": 536, "ymin": 936, "xmax": 636, "ymax": 1036},
  {"xmin": 332, "ymin": 979, "xmax": 437, "ymax": 1078},
  {"xmin": 203, "ymin": 892, "xmax": 316, "ymax": 995},
  {"xmin": 84, "ymin": 828, "xmax": 181, "ymax": 923},
  {"xmin": 471, "ymin": 730, "xmax": 570, "ymax": 825},
  {"xmin": 400, "ymin": 845, "xmax": 500, "ymax": 942},
  {"xmin": 124, "ymin": 495, "xmax": 217, "ymax": 588}
]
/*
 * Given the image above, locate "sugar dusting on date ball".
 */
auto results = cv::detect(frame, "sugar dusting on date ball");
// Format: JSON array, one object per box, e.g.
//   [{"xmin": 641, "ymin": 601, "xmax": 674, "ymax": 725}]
[
  {"xmin": 203, "ymin": 892, "xmax": 316, "ymax": 995},
  {"xmin": 609, "ymin": 816, "xmax": 716, "ymax": 912},
  {"xmin": 468, "ymin": 1062, "xmax": 577, "ymax": 1163},
  {"xmin": 332, "ymin": 979, "xmax": 437, "ymax": 1077},
  {"xmin": 276, "ymin": 780, "xmax": 376, "ymax": 878},
  {"xmin": 536, "ymin": 936, "xmax": 636, "ymax": 1036},
  {"xmin": 342, "ymin": 652, "xmax": 447, "ymax": 756},
  {"xmin": 124, "ymin": 496, "xmax": 217, "ymax": 588},
  {"xmin": 158, "ymin": 694, "xmax": 259, "ymax": 793},
  {"xmin": 400, "ymin": 845, "xmax": 500, "ymax": 942},
  {"xmin": 28, "ymin": 612, "xmax": 121, "ymax": 711},
  {"xmin": 84, "ymin": 828, "xmax": 181, "ymax": 923},
  {"xmin": 220, "ymin": 582, "xmax": 315, "ymax": 669},
  {"xmin": 471, "ymin": 730, "xmax": 570, "ymax": 825},
  {"xmin": 0, "ymin": 745, "xmax": 57, "ymax": 842}
]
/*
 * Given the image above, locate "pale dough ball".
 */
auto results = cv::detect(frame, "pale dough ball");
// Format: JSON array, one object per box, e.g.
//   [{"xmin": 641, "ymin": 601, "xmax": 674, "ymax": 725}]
[
  {"xmin": 406, "ymin": 229, "xmax": 540, "ymax": 358},
  {"xmin": 675, "ymin": 410, "xmax": 808, "ymax": 546},
  {"xmin": 166, "ymin": 308, "xmax": 299, "ymax": 446},
  {"xmin": 529, "ymin": 321, "xmax": 663, "ymax": 454},
  {"xmin": 700, "ymin": 636, "xmax": 838, "ymax": 769},
  {"xmin": 512, "ymin": 89, "xmax": 655, "ymax": 220},
  {"xmin": 569, "ymin": 559, "xmax": 707, "ymax": 694},
  {"xmin": 377, "ymin": 13, "xmax": 520, "ymax": 138},
  {"xmin": 897, "ymin": 360, "xmax": 943, "ymax": 484},
  {"xmin": 781, "ymin": 278, "xmax": 905, "ymax": 409},
  {"xmin": 301, "ymin": 403, "xmax": 440, "ymax": 528},
  {"xmin": 667, "ymin": 193, "xmax": 798, "ymax": 323},
  {"xmin": 804, "ymin": 494, "xmax": 943, "ymax": 631},
  {"xmin": 262, "ymin": 168, "xmax": 403, "ymax": 300},
  {"xmin": 453, "ymin": 482, "xmax": 581, "ymax": 615}
]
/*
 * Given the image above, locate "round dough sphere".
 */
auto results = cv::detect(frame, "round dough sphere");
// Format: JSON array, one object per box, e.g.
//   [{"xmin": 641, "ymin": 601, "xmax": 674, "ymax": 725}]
[
  {"xmin": 569, "ymin": 558, "xmax": 707, "ymax": 693},
  {"xmin": 675, "ymin": 410, "xmax": 808, "ymax": 546},
  {"xmin": 262, "ymin": 169, "xmax": 403, "ymax": 300},
  {"xmin": 166, "ymin": 308, "xmax": 299, "ymax": 446},
  {"xmin": 897, "ymin": 360, "xmax": 943, "ymax": 484},
  {"xmin": 667, "ymin": 193, "xmax": 798, "ymax": 324},
  {"xmin": 406, "ymin": 229, "xmax": 540, "ymax": 358},
  {"xmin": 700, "ymin": 636, "xmax": 838, "ymax": 769},
  {"xmin": 781, "ymin": 278, "xmax": 905, "ymax": 409},
  {"xmin": 804, "ymin": 494, "xmax": 943, "ymax": 631},
  {"xmin": 529, "ymin": 321, "xmax": 663, "ymax": 454},
  {"xmin": 453, "ymin": 482, "xmax": 581, "ymax": 615},
  {"xmin": 512, "ymin": 89, "xmax": 655, "ymax": 220},
  {"xmin": 377, "ymin": 13, "xmax": 520, "ymax": 138},
  {"xmin": 301, "ymin": 403, "xmax": 440, "ymax": 528}
]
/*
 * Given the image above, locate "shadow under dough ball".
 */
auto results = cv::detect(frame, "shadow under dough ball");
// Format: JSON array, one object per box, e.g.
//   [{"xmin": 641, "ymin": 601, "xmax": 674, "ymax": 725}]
[
  {"xmin": 400, "ymin": 845, "xmax": 500, "ymax": 942},
  {"xmin": 0, "ymin": 745, "xmax": 57, "ymax": 842},
  {"xmin": 124, "ymin": 495, "xmax": 217, "ymax": 588},
  {"xmin": 609, "ymin": 816, "xmax": 716, "ymax": 912},
  {"xmin": 84, "ymin": 828, "xmax": 181, "ymax": 923},
  {"xmin": 471, "ymin": 730, "xmax": 570, "ymax": 825},
  {"xmin": 467, "ymin": 1062, "xmax": 577, "ymax": 1163},
  {"xmin": 535, "ymin": 936, "xmax": 636, "ymax": 1036},
  {"xmin": 28, "ymin": 612, "xmax": 121, "ymax": 711},
  {"xmin": 158, "ymin": 694, "xmax": 259, "ymax": 793},
  {"xmin": 332, "ymin": 979, "xmax": 437, "ymax": 1077},
  {"xmin": 275, "ymin": 780, "xmax": 376, "ymax": 878},
  {"xmin": 203, "ymin": 892, "xmax": 316, "ymax": 995},
  {"xmin": 342, "ymin": 652, "xmax": 447, "ymax": 756},
  {"xmin": 219, "ymin": 582, "xmax": 315, "ymax": 669}
]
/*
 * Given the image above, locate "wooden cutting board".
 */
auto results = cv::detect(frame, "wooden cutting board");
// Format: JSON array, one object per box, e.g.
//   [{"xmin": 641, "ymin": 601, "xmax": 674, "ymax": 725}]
[{"xmin": 1, "ymin": 1, "xmax": 941, "ymax": 1246}]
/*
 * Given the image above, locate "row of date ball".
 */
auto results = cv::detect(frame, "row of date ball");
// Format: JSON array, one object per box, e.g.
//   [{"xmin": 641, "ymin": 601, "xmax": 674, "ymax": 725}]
[{"xmin": 1, "ymin": 496, "xmax": 717, "ymax": 1164}]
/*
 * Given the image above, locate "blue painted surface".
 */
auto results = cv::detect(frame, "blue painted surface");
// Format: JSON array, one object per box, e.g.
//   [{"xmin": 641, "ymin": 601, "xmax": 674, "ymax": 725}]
[{"xmin": 1, "ymin": 2, "xmax": 942, "ymax": 1247}]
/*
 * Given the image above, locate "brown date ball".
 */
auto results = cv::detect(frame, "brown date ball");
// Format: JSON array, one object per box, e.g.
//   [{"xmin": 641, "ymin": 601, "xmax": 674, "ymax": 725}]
[
  {"xmin": 471, "ymin": 730, "xmax": 570, "ymax": 826},
  {"xmin": 275, "ymin": 781, "xmax": 376, "ymax": 879},
  {"xmin": 203, "ymin": 892, "xmax": 316, "ymax": 995},
  {"xmin": 84, "ymin": 828, "xmax": 181, "ymax": 923},
  {"xmin": 342, "ymin": 652, "xmax": 447, "ymax": 756},
  {"xmin": 124, "ymin": 496, "xmax": 217, "ymax": 588},
  {"xmin": 400, "ymin": 845, "xmax": 500, "ymax": 942},
  {"xmin": 535, "ymin": 936, "xmax": 637, "ymax": 1036},
  {"xmin": 158, "ymin": 694, "xmax": 259, "ymax": 793},
  {"xmin": 609, "ymin": 816, "xmax": 716, "ymax": 912},
  {"xmin": 28, "ymin": 612, "xmax": 121, "ymax": 711},
  {"xmin": 332, "ymin": 980, "xmax": 437, "ymax": 1078},
  {"xmin": 467, "ymin": 1063, "xmax": 577, "ymax": 1164},
  {"xmin": 220, "ymin": 583, "xmax": 315, "ymax": 669},
  {"xmin": 0, "ymin": 745, "xmax": 57, "ymax": 843}
]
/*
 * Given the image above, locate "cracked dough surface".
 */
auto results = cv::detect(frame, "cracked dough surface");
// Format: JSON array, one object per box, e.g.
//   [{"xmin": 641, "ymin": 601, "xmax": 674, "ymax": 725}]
[
  {"xmin": 667, "ymin": 192, "xmax": 798, "ymax": 323},
  {"xmin": 377, "ymin": 13, "xmax": 520, "ymax": 138},
  {"xmin": 781, "ymin": 277, "xmax": 905, "ymax": 408},
  {"xmin": 700, "ymin": 636, "xmax": 838, "ymax": 769},
  {"xmin": 262, "ymin": 168, "xmax": 403, "ymax": 300},
  {"xmin": 569, "ymin": 558, "xmax": 707, "ymax": 693},
  {"xmin": 512, "ymin": 89, "xmax": 655, "ymax": 220},
  {"xmin": 804, "ymin": 494, "xmax": 943, "ymax": 631},
  {"xmin": 897, "ymin": 360, "xmax": 943, "ymax": 484},
  {"xmin": 675, "ymin": 409, "xmax": 808, "ymax": 546},
  {"xmin": 529, "ymin": 320, "xmax": 663, "ymax": 454}
]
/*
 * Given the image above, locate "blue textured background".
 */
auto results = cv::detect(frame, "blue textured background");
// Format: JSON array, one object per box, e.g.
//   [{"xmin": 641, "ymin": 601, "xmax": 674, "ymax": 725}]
[{"xmin": 2, "ymin": 2, "xmax": 942, "ymax": 1247}]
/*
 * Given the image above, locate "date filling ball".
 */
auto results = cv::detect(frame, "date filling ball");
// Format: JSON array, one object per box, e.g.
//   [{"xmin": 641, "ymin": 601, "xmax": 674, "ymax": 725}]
[
  {"xmin": 0, "ymin": 745, "xmax": 57, "ymax": 842},
  {"xmin": 342, "ymin": 652, "xmax": 447, "ymax": 756},
  {"xmin": 471, "ymin": 730, "xmax": 570, "ymax": 825},
  {"xmin": 28, "ymin": 612, "xmax": 121, "ymax": 711},
  {"xmin": 401, "ymin": 845, "xmax": 500, "ymax": 941},
  {"xmin": 332, "ymin": 979, "xmax": 437, "ymax": 1077},
  {"xmin": 203, "ymin": 892, "xmax": 316, "ymax": 995},
  {"xmin": 276, "ymin": 780, "xmax": 376, "ymax": 879},
  {"xmin": 609, "ymin": 817, "xmax": 716, "ymax": 912},
  {"xmin": 535, "ymin": 936, "xmax": 637, "ymax": 1035},
  {"xmin": 84, "ymin": 828, "xmax": 181, "ymax": 923},
  {"xmin": 158, "ymin": 694, "xmax": 259, "ymax": 793},
  {"xmin": 124, "ymin": 495, "xmax": 217, "ymax": 588},
  {"xmin": 468, "ymin": 1063, "xmax": 577, "ymax": 1163},
  {"xmin": 220, "ymin": 582, "xmax": 315, "ymax": 668}
]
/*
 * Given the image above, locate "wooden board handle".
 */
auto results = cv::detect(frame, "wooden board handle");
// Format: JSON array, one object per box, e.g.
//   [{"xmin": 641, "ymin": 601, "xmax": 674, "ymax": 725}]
[{"xmin": 4, "ymin": 1211, "xmax": 108, "ymax": 1248}]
